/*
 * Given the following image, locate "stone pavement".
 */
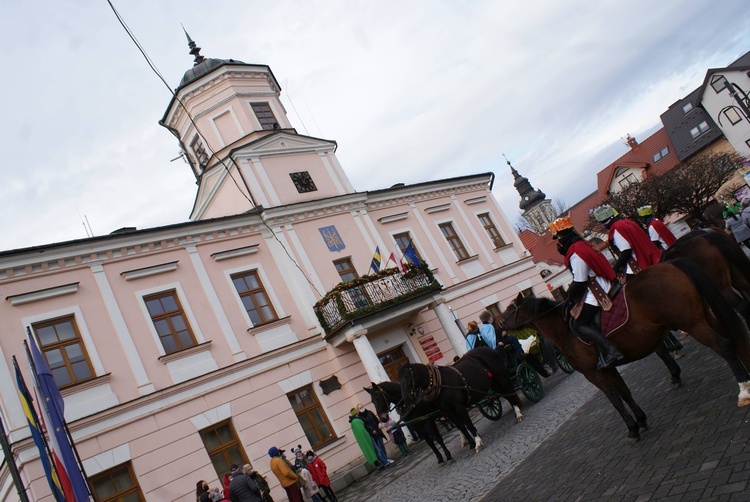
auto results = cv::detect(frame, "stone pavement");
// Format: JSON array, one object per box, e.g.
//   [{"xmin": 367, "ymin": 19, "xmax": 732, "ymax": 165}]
[{"xmin": 336, "ymin": 338, "xmax": 750, "ymax": 501}]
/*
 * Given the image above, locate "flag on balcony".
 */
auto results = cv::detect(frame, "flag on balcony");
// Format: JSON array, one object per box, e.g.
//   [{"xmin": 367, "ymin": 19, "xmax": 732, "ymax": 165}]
[
  {"xmin": 14, "ymin": 356, "xmax": 64, "ymax": 501},
  {"xmin": 26, "ymin": 332, "xmax": 91, "ymax": 502},
  {"xmin": 386, "ymin": 244, "xmax": 407, "ymax": 273},
  {"xmin": 370, "ymin": 246, "xmax": 382, "ymax": 274},
  {"xmin": 403, "ymin": 242, "xmax": 423, "ymax": 268}
]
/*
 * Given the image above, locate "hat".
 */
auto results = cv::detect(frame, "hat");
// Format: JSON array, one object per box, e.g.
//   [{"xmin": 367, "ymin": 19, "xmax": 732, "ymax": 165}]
[
  {"xmin": 230, "ymin": 464, "xmax": 239, "ymax": 473},
  {"xmin": 549, "ymin": 216, "xmax": 574, "ymax": 236},
  {"xmin": 637, "ymin": 205, "xmax": 653, "ymax": 217},
  {"xmin": 592, "ymin": 205, "xmax": 618, "ymax": 223},
  {"xmin": 268, "ymin": 446, "xmax": 280, "ymax": 458},
  {"xmin": 350, "ymin": 407, "xmax": 358, "ymax": 416}
]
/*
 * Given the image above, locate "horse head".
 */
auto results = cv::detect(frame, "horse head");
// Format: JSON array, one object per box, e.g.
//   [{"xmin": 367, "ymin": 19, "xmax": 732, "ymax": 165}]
[
  {"xmin": 501, "ymin": 292, "xmax": 528, "ymax": 330},
  {"xmin": 364, "ymin": 382, "xmax": 393, "ymax": 421}
]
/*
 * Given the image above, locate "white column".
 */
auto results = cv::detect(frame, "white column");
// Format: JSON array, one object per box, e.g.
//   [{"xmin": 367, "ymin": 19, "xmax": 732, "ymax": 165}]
[
  {"xmin": 350, "ymin": 331, "xmax": 390, "ymax": 383},
  {"xmin": 432, "ymin": 300, "xmax": 467, "ymax": 357}
]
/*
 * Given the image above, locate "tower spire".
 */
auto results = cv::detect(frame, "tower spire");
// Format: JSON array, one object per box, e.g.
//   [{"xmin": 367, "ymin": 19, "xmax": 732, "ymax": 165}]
[
  {"xmin": 503, "ymin": 154, "xmax": 545, "ymax": 211},
  {"xmin": 182, "ymin": 26, "xmax": 205, "ymax": 66}
]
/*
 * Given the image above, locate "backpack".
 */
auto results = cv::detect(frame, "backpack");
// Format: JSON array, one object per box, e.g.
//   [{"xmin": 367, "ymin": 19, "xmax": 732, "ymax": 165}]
[{"xmin": 471, "ymin": 332, "xmax": 488, "ymax": 349}]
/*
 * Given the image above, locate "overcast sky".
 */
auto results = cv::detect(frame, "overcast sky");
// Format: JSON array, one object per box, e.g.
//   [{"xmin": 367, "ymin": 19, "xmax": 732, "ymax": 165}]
[{"xmin": 2, "ymin": 1, "xmax": 750, "ymax": 252}]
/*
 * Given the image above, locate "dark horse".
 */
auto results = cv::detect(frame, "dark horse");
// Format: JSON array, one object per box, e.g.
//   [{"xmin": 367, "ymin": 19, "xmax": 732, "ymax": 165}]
[
  {"xmin": 501, "ymin": 259, "xmax": 750, "ymax": 443},
  {"xmin": 399, "ymin": 347, "xmax": 523, "ymax": 453},
  {"xmin": 662, "ymin": 228, "xmax": 750, "ymax": 325},
  {"xmin": 365, "ymin": 381, "xmax": 454, "ymax": 465}
]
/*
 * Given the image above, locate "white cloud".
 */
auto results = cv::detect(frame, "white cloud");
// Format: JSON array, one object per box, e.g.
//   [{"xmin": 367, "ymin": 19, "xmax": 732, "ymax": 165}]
[{"xmin": 1, "ymin": 0, "xmax": 750, "ymax": 251}]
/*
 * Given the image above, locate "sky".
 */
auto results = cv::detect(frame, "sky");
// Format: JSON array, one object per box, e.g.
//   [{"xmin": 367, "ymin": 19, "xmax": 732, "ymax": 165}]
[{"xmin": 2, "ymin": 0, "xmax": 750, "ymax": 252}]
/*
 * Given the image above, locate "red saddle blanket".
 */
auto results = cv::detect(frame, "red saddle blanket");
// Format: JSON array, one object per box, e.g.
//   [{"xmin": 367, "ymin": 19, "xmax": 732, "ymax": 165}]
[{"xmin": 599, "ymin": 285, "xmax": 629, "ymax": 336}]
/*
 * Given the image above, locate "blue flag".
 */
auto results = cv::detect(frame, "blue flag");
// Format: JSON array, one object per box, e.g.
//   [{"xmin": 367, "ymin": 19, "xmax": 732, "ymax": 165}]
[
  {"xmin": 403, "ymin": 242, "xmax": 422, "ymax": 267},
  {"xmin": 370, "ymin": 246, "xmax": 382, "ymax": 274}
]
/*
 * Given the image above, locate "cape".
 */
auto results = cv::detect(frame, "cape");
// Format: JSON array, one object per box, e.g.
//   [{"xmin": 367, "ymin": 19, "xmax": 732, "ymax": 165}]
[
  {"xmin": 608, "ymin": 218, "xmax": 661, "ymax": 268},
  {"xmin": 649, "ymin": 219, "xmax": 676, "ymax": 247},
  {"xmin": 350, "ymin": 417, "xmax": 378, "ymax": 465},
  {"xmin": 565, "ymin": 240, "xmax": 616, "ymax": 281}
]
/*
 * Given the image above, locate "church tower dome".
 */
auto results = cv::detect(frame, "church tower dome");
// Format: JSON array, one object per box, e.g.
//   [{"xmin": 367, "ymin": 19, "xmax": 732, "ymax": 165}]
[{"xmin": 506, "ymin": 157, "xmax": 558, "ymax": 234}]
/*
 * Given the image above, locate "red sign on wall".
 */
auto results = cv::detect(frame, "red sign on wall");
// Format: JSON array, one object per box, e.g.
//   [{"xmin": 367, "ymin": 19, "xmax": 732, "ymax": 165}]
[{"xmin": 418, "ymin": 335, "xmax": 443, "ymax": 362}]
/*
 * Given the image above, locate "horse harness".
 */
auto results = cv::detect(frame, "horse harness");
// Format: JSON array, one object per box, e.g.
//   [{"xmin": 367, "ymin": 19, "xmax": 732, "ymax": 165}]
[{"xmin": 420, "ymin": 361, "xmax": 489, "ymax": 403}]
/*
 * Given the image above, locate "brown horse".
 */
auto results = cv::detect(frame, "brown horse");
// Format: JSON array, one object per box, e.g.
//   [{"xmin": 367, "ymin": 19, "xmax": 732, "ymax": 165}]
[
  {"xmin": 661, "ymin": 228, "xmax": 750, "ymax": 325},
  {"xmin": 501, "ymin": 259, "xmax": 750, "ymax": 443}
]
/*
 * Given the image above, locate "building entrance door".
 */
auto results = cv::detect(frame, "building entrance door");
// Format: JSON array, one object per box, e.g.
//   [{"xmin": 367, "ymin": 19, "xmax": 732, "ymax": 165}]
[{"xmin": 378, "ymin": 346, "xmax": 408, "ymax": 382}]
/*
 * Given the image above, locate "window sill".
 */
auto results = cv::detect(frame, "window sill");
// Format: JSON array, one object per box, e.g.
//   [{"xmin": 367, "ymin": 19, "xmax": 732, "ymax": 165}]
[
  {"xmin": 158, "ymin": 341, "xmax": 212, "ymax": 364},
  {"xmin": 456, "ymin": 254, "xmax": 479, "ymax": 265},
  {"xmin": 247, "ymin": 316, "xmax": 291, "ymax": 335},
  {"xmin": 313, "ymin": 435, "xmax": 344, "ymax": 454},
  {"xmin": 60, "ymin": 373, "xmax": 112, "ymax": 397},
  {"xmin": 493, "ymin": 243, "xmax": 513, "ymax": 252}
]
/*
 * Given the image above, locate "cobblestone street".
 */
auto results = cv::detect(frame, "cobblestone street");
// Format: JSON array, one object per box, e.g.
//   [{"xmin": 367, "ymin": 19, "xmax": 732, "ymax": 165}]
[{"xmin": 337, "ymin": 339, "xmax": 750, "ymax": 501}]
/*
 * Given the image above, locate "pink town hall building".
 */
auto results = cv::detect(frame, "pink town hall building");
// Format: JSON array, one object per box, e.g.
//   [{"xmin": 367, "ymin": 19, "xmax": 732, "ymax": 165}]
[{"xmin": 0, "ymin": 37, "xmax": 545, "ymax": 501}]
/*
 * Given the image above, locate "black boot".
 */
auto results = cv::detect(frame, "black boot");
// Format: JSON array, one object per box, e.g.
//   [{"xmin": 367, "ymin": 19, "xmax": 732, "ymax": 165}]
[{"xmin": 576, "ymin": 325, "xmax": 622, "ymax": 368}]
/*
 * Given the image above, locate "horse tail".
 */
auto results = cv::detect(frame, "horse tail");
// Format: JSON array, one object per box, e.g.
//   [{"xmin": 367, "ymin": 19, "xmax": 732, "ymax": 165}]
[
  {"xmin": 669, "ymin": 258, "xmax": 747, "ymax": 343},
  {"xmin": 700, "ymin": 229, "xmax": 750, "ymax": 286}
]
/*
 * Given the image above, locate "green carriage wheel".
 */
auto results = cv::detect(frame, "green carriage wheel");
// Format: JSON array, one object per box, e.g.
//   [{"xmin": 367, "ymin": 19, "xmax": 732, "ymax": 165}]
[
  {"xmin": 518, "ymin": 363, "xmax": 543, "ymax": 403},
  {"xmin": 555, "ymin": 347, "xmax": 575, "ymax": 374},
  {"xmin": 478, "ymin": 395, "xmax": 504, "ymax": 421}
]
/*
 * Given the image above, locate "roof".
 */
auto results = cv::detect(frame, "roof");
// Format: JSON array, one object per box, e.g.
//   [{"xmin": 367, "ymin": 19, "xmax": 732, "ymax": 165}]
[{"xmin": 594, "ymin": 128, "xmax": 679, "ymax": 199}]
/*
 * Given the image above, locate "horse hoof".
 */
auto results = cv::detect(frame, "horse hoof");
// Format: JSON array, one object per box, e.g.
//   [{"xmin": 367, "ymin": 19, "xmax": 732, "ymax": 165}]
[
  {"xmin": 627, "ymin": 437, "xmax": 640, "ymax": 445},
  {"xmin": 671, "ymin": 381, "xmax": 682, "ymax": 390},
  {"xmin": 515, "ymin": 415, "xmax": 525, "ymax": 423}
]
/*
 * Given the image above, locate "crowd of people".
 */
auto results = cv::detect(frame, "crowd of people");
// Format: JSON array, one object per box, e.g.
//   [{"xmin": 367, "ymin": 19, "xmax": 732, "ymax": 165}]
[{"xmin": 195, "ymin": 446, "xmax": 337, "ymax": 502}]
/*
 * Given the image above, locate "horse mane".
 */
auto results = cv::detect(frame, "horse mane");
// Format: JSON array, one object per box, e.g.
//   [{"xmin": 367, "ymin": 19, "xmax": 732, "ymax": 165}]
[{"xmin": 521, "ymin": 296, "xmax": 562, "ymax": 317}]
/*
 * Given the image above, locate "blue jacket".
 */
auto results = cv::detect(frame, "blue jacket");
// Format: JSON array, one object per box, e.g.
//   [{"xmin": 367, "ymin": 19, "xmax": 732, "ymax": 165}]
[{"xmin": 479, "ymin": 322, "xmax": 497, "ymax": 348}]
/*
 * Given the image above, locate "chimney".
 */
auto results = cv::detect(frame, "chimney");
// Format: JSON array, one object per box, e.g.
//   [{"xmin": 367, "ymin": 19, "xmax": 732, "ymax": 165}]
[{"xmin": 626, "ymin": 134, "xmax": 638, "ymax": 150}]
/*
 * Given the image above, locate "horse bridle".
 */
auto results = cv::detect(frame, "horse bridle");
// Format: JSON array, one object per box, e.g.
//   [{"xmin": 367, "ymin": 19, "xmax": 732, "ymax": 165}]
[{"xmin": 370, "ymin": 385, "xmax": 403, "ymax": 416}]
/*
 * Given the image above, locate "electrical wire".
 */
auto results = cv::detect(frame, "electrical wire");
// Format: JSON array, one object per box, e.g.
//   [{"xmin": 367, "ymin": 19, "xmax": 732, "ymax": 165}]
[{"xmin": 105, "ymin": 0, "xmax": 325, "ymax": 298}]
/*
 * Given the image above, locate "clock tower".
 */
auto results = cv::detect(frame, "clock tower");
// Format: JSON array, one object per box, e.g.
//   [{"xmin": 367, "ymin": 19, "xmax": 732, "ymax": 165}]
[
  {"xmin": 508, "ymin": 159, "xmax": 557, "ymax": 234},
  {"xmin": 160, "ymin": 33, "xmax": 355, "ymax": 220}
]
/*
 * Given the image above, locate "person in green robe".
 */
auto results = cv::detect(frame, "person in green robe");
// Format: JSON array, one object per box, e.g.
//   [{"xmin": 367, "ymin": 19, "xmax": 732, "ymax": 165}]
[{"xmin": 348, "ymin": 408, "xmax": 384, "ymax": 470}]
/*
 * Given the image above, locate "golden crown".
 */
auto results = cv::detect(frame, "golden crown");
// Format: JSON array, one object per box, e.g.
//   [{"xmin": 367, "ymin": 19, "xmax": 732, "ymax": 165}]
[
  {"xmin": 637, "ymin": 205, "xmax": 653, "ymax": 217},
  {"xmin": 549, "ymin": 216, "xmax": 574, "ymax": 234}
]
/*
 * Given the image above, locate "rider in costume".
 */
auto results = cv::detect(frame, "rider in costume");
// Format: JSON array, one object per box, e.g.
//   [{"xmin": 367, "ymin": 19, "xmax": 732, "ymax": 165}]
[
  {"xmin": 637, "ymin": 205, "xmax": 676, "ymax": 250},
  {"xmin": 551, "ymin": 216, "xmax": 622, "ymax": 368},
  {"xmin": 594, "ymin": 205, "xmax": 661, "ymax": 278}
]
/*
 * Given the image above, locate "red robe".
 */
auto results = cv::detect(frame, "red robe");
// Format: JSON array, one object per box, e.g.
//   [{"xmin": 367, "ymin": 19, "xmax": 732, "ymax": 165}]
[
  {"xmin": 565, "ymin": 240, "xmax": 616, "ymax": 281},
  {"xmin": 608, "ymin": 219, "xmax": 661, "ymax": 269},
  {"xmin": 649, "ymin": 219, "xmax": 677, "ymax": 247}
]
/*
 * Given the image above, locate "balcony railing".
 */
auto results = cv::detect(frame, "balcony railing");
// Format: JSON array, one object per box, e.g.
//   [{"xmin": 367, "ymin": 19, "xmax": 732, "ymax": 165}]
[{"xmin": 314, "ymin": 265, "xmax": 441, "ymax": 335}]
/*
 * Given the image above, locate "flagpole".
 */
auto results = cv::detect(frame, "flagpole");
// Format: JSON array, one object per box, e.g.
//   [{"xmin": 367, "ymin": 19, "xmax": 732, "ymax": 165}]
[
  {"xmin": 0, "ymin": 412, "xmax": 31, "ymax": 502},
  {"xmin": 25, "ymin": 334, "xmax": 94, "ymax": 501}
]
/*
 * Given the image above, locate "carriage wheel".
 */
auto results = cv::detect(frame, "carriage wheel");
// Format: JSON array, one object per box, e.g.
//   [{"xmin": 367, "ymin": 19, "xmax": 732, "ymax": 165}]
[
  {"xmin": 555, "ymin": 347, "xmax": 575, "ymax": 374},
  {"xmin": 478, "ymin": 395, "xmax": 503, "ymax": 421},
  {"xmin": 518, "ymin": 363, "xmax": 543, "ymax": 403}
]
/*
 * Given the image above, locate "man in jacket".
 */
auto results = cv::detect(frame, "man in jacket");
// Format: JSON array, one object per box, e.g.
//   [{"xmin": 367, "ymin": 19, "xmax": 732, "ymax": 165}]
[
  {"xmin": 268, "ymin": 447, "xmax": 303, "ymax": 502},
  {"xmin": 228, "ymin": 463, "xmax": 262, "ymax": 502}
]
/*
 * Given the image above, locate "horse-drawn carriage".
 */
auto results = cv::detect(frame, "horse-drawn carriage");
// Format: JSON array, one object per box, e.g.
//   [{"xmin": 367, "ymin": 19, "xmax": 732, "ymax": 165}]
[{"xmin": 476, "ymin": 332, "xmax": 574, "ymax": 420}]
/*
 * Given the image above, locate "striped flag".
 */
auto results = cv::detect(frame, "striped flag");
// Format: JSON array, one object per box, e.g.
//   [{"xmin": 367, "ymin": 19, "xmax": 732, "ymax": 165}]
[
  {"xmin": 14, "ymin": 356, "xmax": 64, "ymax": 501},
  {"xmin": 26, "ymin": 332, "xmax": 91, "ymax": 501},
  {"xmin": 386, "ymin": 244, "xmax": 407, "ymax": 273},
  {"xmin": 370, "ymin": 246, "xmax": 382, "ymax": 274}
]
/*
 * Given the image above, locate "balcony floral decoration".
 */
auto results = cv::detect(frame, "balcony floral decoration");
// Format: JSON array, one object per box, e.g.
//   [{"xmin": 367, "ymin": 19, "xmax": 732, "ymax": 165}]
[{"xmin": 313, "ymin": 263, "xmax": 439, "ymax": 334}]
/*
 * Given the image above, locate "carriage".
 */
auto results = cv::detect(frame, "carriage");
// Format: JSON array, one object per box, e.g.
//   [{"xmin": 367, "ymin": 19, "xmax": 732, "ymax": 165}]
[{"xmin": 476, "ymin": 332, "xmax": 574, "ymax": 420}]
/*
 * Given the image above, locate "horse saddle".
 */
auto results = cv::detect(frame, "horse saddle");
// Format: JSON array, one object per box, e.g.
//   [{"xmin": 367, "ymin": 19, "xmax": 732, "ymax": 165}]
[{"xmin": 595, "ymin": 284, "xmax": 629, "ymax": 336}]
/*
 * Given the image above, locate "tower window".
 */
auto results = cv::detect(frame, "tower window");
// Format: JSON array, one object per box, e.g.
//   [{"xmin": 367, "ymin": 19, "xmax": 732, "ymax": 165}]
[
  {"xmin": 251, "ymin": 102, "xmax": 278, "ymax": 130},
  {"xmin": 191, "ymin": 136, "xmax": 209, "ymax": 170}
]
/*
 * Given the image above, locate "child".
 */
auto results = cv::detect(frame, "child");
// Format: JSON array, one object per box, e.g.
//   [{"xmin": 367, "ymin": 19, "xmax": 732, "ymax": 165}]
[
  {"xmin": 295, "ymin": 460, "xmax": 323, "ymax": 502},
  {"xmin": 388, "ymin": 421, "xmax": 410, "ymax": 457},
  {"xmin": 305, "ymin": 450, "xmax": 337, "ymax": 502}
]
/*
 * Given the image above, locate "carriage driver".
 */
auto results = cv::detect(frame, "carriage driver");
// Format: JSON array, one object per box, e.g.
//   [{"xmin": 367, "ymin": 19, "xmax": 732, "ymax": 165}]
[{"xmin": 551, "ymin": 216, "xmax": 622, "ymax": 369}]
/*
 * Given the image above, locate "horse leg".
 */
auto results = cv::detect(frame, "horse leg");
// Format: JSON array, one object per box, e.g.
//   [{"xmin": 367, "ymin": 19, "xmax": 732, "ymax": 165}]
[
  {"xmin": 425, "ymin": 419, "xmax": 453, "ymax": 462},
  {"xmin": 584, "ymin": 369, "xmax": 641, "ymax": 444},
  {"xmin": 444, "ymin": 411, "xmax": 476, "ymax": 451},
  {"xmin": 654, "ymin": 345, "xmax": 682, "ymax": 389},
  {"xmin": 451, "ymin": 408, "xmax": 483, "ymax": 453},
  {"xmin": 685, "ymin": 322, "xmax": 750, "ymax": 407},
  {"xmin": 505, "ymin": 393, "xmax": 525, "ymax": 422},
  {"xmin": 608, "ymin": 367, "xmax": 649, "ymax": 432}
]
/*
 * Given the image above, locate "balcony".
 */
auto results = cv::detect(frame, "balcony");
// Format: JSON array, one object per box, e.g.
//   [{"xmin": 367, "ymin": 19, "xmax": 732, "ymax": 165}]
[{"xmin": 314, "ymin": 264, "xmax": 442, "ymax": 336}]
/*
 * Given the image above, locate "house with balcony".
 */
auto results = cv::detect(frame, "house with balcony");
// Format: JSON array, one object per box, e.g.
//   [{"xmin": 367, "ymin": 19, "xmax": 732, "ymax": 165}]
[{"xmin": 0, "ymin": 36, "xmax": 545, "ymax": 501}]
